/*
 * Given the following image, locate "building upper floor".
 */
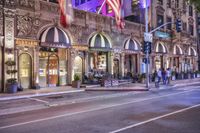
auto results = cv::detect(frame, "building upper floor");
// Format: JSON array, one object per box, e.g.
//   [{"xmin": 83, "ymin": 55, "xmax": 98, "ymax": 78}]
[{"xmin": 0, "ymin": 0, "xmax": 198, "ymax": 43}]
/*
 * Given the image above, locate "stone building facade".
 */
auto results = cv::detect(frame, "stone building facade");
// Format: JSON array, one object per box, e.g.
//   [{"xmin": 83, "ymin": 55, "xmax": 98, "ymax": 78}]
[{"xmin": 0, "ymin": 0, "xmax": 198, "ymax": 92}]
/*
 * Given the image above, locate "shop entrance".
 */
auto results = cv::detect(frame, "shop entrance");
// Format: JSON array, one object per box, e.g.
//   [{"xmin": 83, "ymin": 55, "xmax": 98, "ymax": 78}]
[
  {"xmin": 48, "ymin": 54, "xmax": 59, "ymax": 87},
  {"xmin": 73, "ymin": 56, "xmax": 83, "ymax": 81},
  {"xmin": 39, "ymin": 48, "xmax": 68, "ymax": 87},
  {"xmin": 155, "ymin": 55, "xmax": 164, "ymax": 70},
  {"xmin": 19, "ymin": 53, "xmax": 32, "ymax": 89}
]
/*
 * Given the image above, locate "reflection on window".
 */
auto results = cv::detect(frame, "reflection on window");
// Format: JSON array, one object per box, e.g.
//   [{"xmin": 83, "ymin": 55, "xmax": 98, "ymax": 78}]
[{"xmin": 157, "ymin": 15, "xmax": 164, "ymax": 27}]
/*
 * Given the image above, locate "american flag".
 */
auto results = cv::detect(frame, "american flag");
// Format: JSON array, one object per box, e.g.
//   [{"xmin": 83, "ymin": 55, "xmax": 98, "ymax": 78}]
[
  {"xmin": 58, "ymin": 0, "xmax": 73, "ymax": 28},
  {"xmin": 106, "ymin": 0, "xmax": 125, "ymax": 29}
]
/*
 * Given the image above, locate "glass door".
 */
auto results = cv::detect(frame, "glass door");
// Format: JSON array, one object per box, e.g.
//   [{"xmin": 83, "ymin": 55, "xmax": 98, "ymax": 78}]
[
  {"xmin": 19, "ymin": 53, "xmax": 32, "ymax": 89},
  {"xmin": 48, "ymin": 54, "xmax": 59, "ymax": 87}
]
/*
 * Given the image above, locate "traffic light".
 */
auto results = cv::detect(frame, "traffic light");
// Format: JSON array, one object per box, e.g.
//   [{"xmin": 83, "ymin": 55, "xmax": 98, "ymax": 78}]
[
  {"xmin": 143, "ymin": 41, "xmax": 151, "ymax": 54},
  {"xmin": 176, "ymin": 19, "xmax": 182, "ymax": 32}
]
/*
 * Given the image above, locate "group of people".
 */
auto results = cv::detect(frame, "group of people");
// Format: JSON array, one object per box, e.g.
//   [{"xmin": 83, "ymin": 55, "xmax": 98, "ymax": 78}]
[{"xmin": 155, "ymin": 68, "xmax": 172, "ymax": 85}]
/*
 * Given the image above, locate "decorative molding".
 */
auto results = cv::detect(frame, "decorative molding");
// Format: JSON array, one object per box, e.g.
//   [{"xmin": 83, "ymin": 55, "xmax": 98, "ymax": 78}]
[
  {"xmin": 156, "ymin": 6, "xmax": 165, "ymax": 15},
  {"xmin": 4, "ymin": 0, "xmax": 15, "ymax": 8},
  {"xmin": 4, "ymin": 17, "xmax": 14, "ymax": 48},
  {"xmin": 16, "ymin": 14, "xmax": 41, "ymax": 38},
  {"xmin": 16, "ymin": 0, "xmax": 35, "ymax": 11}
]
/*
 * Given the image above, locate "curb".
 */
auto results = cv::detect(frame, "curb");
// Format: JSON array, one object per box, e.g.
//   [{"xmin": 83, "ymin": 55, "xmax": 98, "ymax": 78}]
[{"xmin": 0, "ymin": 89, "xmax": 84, "ymax": 101}]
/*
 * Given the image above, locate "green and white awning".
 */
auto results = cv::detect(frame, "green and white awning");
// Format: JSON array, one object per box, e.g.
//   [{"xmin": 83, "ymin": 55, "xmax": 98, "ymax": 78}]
[
  {"xmin": 173, "ymin": 45, "xmax": 183, "ymax": 55},
  {"xmin": 156, "ymin": 42, "xmax": 167, "ymax": 53},
  {"xmin": 124, "ymin": 38, "xmax": 141, "ymax": 51},
  {"xmin": 89, "ymin": 33, "xmax": 112, "ymax": 51},
  {"xmin": 188, "ymin": 47, "xmax": 197, "ymax": 56}
]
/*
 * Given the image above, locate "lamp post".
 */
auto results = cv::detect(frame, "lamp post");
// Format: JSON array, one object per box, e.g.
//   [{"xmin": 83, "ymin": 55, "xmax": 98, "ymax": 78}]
[{"xmin": 144, "ymin": 0, "xmax": 150, "ymax": 89}]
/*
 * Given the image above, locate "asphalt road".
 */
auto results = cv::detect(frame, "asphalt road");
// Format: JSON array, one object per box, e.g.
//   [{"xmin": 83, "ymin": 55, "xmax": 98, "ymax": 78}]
[{"xmin": 0, "ymin": 86, "xmax": 200, "ymax": 133}]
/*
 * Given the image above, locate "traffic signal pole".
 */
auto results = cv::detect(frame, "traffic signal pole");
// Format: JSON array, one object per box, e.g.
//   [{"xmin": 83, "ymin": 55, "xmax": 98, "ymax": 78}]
[{"xmin": 145, "ymin": 0, "xmax": 150, "ymax": 89}]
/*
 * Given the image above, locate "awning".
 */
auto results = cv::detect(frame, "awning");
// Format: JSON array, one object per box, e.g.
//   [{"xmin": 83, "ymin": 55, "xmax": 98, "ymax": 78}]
[
  {"xmin": 156, "ymin": 42, "xmax": 167, "ymax": 53},
  {"xmin": 40, "ymin": 27, "xmax": 71, "ymax": 48},
  {"xmin": 89, "ymin": 33, "xmax": 112, "ymax": 51},
  {"xmin": 173, "ymin": 45, "xmax": 183, "ymax": 55},
  {"xmin": 188, "ymin": 47, "xmax": 197, "ymax": 56},
  {"xmin": 124, "ymin": 38, "xmax": 141, "ymax": 51}
]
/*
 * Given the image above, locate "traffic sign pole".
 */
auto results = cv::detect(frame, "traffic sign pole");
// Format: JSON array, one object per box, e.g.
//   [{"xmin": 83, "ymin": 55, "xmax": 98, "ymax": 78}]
[{"xmin": 145, "ymin": 0, "xmax": 150, "ymax": 89}]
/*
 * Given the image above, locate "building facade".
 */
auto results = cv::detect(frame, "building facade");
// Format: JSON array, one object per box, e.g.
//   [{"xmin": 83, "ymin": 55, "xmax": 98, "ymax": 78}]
[{"xmin": 0, "ymin": 0, "xmax": 198, "ymax": 92}]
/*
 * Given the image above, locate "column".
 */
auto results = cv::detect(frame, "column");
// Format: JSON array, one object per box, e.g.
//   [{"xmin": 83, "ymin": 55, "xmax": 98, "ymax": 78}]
[
  {"xmin": 3, "ymin": 2, "xmax": 16, "ymax": 92},
  {"xmin": 33, "ymin": 46, "xmax": 40, "ymax": 89},
  {"xmin": 85, "ymin": 52, "xmax": 89, "ymax": 77},
  {"xmin": 120, "ymin": 53, "xmax": 125, "ymax": 77},
  {"xmin": 108, "ymin": 51, "xmax": 114, "ymax": 75}
]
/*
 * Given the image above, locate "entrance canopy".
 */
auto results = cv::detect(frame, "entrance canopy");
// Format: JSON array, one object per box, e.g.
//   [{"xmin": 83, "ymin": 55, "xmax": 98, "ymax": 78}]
[
  {"xmin": 188, "ymin": 47, "xmax": 197, "ymax": 56},
  {"xmin": 89, "ymin": 33, "xmax": 112, "ymax": 51},
  {"xmin": 40, "ymin": 27, "xmax": 71, "ymax": 48},
  {"xmin": 173, "ymin": 45, "xmax": 183, "ymax": 55},
  {"xmin": 124, "ymin": 38, "xmax": 141, "ymax": 51},
  {"xmin": 156, "ymin": 42, "xmax": 167, "ymax": 53}
]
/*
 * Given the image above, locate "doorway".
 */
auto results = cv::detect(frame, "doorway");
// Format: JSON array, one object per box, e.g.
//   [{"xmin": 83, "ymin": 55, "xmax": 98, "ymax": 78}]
[
  {"xmin": 19, "ymin": 53, "xmax": 32, "ymax": 89},
  {"xmin": 48, "ymin": 54, "xmax": 59, "ymax": 87},
  {"xmin": 73, "ymin": 56, "xmax": 83, "ymax": 81}
]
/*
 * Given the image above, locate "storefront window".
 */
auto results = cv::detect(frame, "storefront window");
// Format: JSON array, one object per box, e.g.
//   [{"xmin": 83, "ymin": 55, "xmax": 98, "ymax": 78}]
[{"xmin": 89, "ymin": 52, "xmax": 108, "ymax": 74}]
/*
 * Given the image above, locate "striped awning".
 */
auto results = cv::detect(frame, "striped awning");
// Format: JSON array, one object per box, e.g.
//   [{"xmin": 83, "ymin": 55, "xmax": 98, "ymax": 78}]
[
  {"xmin": 173, "ymin": 45, "xmax": 183, "ymax": 55},
  {"xmin": 89, "ymin": 33, "xmax": 112, "ymax": 51},
  {"xmin": 188, "ymin": 47, "xmax": 197, "ymax": 56},
  {"xmin": 124, "ymin": 38, "xmax": 140, "ymax": 51},
  {"xmin": 40, "ymin": 27, "xmax": 70, "ymax": 48},
  {"xmin": 156, "ymin": 42, "xmax": 167, "ymax": 53}
]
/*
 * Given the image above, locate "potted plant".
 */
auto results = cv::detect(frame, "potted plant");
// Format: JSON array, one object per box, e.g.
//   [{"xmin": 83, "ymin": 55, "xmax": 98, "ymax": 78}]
[
  {"xmin": 72, "ymin": 74, "xmax": 81, "ymax": 88},
  {"xmin": 5, "ymin": 60, "xmax": 18, "ymax": 93},
  {"xmin": 138, "ymin": 73, "xmax": 146, "ymax": 83}
]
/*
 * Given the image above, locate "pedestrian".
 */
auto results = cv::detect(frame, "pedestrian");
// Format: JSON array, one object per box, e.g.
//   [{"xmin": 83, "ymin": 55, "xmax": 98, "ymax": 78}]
[
  {"xmin": 157, "ymin": 68, "xmax": 162, "ymax": 84},
  {"xmin": 166, "ymin": 68, "xmax": 171, "ymax": 84},
  {"xmin": 154, "ymin": 70, "xmax": 159, "ymax": 88},
  {"xmin": 162, "ymin": 68, "xmax": 166, "ymax": 85}
]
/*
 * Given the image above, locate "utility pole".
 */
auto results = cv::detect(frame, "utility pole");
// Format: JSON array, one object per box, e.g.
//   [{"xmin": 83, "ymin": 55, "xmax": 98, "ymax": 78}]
[{"xmin": 145, "ymin": 0, "xmax": 150, "ymax": 89}]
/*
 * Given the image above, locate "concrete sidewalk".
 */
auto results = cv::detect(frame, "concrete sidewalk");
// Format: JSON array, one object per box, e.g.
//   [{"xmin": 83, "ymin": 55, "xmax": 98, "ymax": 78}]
[
  {"xmin": 0, "ymin": 86, "xmax": 84, "ymax": 101},
  {"xmin": 0, "ymin": 78, "xmax": 199, "ymax": 101}
]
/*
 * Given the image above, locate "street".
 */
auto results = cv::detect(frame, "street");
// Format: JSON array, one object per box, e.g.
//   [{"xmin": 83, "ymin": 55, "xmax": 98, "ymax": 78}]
[{"xmin": 0, "ymin": 85, "xmax": 200, "ymax": 133}]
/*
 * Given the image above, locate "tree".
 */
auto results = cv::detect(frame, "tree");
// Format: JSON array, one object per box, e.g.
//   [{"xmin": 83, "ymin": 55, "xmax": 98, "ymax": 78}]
[{"xmin": 189, "ymin": 0, "xmax": 200, "ymax": 12}]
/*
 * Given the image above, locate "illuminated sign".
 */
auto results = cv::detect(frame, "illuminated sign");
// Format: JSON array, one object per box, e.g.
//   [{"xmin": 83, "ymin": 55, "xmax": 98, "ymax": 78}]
[
  {"xmin": 16, "ymin": 38, "xmax": 39, "ymax": 47},
  {"xmin": 72, "ymin": 45, "xmax": 88, "ymax": 51}
]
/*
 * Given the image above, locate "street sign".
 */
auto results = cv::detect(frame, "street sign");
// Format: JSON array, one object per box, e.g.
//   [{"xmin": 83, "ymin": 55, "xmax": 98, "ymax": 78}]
[
  {"xmin": 155, "ymin": 31, "xmax": 170, "ymax": 39},
  {"xmin": 144, "ymin": 32, "xmax": 153, "ymax": 43}
]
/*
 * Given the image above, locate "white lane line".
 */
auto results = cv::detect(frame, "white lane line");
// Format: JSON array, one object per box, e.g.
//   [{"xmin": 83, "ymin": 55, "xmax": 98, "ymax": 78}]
[
  {"xmin": 0, "ymin": 89, "xmax": 199, "ymax": 130},
  {"xmin": 27, "ymin": 97, "xmax": 49, "ymax": 104},
  {"xmin": 109, "ymin": 103, "xmax": 200, "ymax": 133}
]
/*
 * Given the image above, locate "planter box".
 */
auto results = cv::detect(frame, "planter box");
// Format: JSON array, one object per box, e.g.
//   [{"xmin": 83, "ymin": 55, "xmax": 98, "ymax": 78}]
[
  {"xmin": 72, "ymin": 81, "xmax": 81, "ymax": 89},
  {"xmin": 111, "ymin": 80, "xmax": 119, "ymax": 86},
  {"xmin": 101, "ymin": 80, "xmax": 112, "ymax": 87},
  {"xmin": 7, "ymin": 83, "xmax": 18, "ymax": 93}
]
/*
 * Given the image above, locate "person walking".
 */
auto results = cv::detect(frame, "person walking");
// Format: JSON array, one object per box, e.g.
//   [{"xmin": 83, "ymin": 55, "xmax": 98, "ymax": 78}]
[
  {"xmin": 162, "ymin": 68, "xmax": 166, "ymax": 85},
  {"xmin": 166, "ymin": 68, "xmax": 171, "ymax": 84},
  {"xmin": 157, "ymin": 68, "xmax": 162, "ymax": 84}
]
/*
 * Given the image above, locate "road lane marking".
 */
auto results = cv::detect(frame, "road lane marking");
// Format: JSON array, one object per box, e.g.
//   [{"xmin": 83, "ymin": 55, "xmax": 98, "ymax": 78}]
[
  {"xmin": 109, "ymin": 103, "xmax": 200, "ymax": 133},
  {"xmin": 0, "ymin": 89, "xmax": 199, "ymax": 130},
  {"xmin": 27, "ymin": 97, "xmax": 49, "ymax": 105}
]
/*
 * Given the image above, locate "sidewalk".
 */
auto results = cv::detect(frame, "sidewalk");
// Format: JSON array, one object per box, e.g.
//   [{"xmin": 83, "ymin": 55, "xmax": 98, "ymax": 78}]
[
  {"xmin": 0, "ymin": 86, "xmax": 84, "ymax": 101},
  {"xmin": 0, "ymin": 78, "xmax": 200, "ymax": 101}
]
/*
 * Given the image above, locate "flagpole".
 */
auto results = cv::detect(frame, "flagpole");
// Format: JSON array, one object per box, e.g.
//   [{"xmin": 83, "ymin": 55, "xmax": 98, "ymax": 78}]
[{"xmin": 97, "ymin": 0, "xmax": 107, "ymax": 14}]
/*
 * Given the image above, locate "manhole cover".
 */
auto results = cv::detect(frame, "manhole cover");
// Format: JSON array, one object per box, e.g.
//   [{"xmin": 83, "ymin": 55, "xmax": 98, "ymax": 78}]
[{"xmin": 48, "ymin": 95, "xmax": 64, "ymax": 99}]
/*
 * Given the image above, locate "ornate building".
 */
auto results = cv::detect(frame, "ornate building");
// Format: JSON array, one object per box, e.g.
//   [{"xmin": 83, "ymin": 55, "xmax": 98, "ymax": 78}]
[{"xmin": 0, "ymin": 0, "xmax": 198, "ymax": 92}]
